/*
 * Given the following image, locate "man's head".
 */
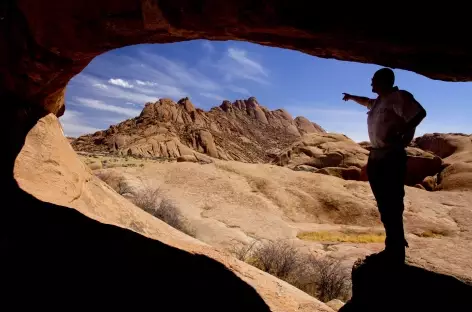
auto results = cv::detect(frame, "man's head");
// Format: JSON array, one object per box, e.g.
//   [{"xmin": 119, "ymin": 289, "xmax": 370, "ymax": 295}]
[{"xmin": 371, "ymin": 68, "xmax": 395, "ymax": 95}]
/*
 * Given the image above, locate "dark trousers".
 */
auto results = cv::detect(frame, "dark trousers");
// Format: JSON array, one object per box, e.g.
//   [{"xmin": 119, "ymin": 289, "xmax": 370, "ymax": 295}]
[{"xmin": 367, "ymin": 148, "xmax": 408, "ymax": 255}]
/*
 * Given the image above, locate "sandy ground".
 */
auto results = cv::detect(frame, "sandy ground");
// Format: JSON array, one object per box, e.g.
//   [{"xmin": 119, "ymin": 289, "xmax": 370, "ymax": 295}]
[{"xmin": 83, "ymin": 154, "xmax": 472, "ymax": 282}]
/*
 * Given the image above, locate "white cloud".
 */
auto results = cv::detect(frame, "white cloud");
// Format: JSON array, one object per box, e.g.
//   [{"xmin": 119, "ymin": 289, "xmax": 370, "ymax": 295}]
[
  {"xmin": 202, "ymin": 40, "xmax": 215, "ymax": 53},
  {"xmin": 226, "ymin": 85, "xmax": 251, "ymax": 96},
  {"xmin": 108, "ymin": 78, "xmax": 134, "ymax": 88},
  {"xmin": 217, "ymin": 47, "xmax": 269, "ymax": 85},
  {"xmin": 59, "ymin": 110, "xmax": 100, "ymax": 137},
  {"xmin": 93, "ymin": 83, "xmax": 108, "ymax": 89},
  {"xmin": 67, "ymin": 46, "xmax": 266, "ymax": 133},
  {"xmin": 71, "ymin": 74, "xmax": 166, "ymax": 104},
  {"xmin": 75, "ymin": 97, "xmax": 141, "ymax": 117},
  {"xmin": 100, "ymin": 84, "xmax": 158, "ymax": 104},
  {"xmin": 132, "ymin": 84, "xmax": 187, "ymax": 100},
  {"xmin": 71, "ymin": 51, "xmax": 223, "ymax": 109},
  {"xmin": 200, "ymin": 92, "xmax": 226, "ymax": 101},
  {"xmin": 227, "ymin": 48, "xmax": 268, "ymax": 77},
  {"xmin": 136, "ymin": 80, "xmax": 157, "ymax": 86},
  {"xmin": 138, "ymin": 51, "xmax": 219, "ymax": 91}
]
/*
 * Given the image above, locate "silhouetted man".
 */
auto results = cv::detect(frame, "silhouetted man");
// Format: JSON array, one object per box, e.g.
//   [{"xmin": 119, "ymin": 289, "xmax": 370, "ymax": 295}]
[{"xmin": 343, "ymin": 68, "xmax": 426, "ymax": 264}]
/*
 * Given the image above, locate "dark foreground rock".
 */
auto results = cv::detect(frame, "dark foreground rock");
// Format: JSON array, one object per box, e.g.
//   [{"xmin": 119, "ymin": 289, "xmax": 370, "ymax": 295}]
[{"xmin": 340, "ymin": 256, "xmax": 472, "ymax": 312}]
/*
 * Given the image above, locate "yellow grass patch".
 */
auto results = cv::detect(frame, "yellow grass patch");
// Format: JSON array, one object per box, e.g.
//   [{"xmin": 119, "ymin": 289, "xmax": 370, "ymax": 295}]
[
  {"xmin": 297, "ymin": 230, "xmax": 385, "ymax": 243},
  {"xmin": 418, "ymin": 230, "xmax": 447, "ymax": 238},
  {"xmin": 79, "ymin": 153, "xmax": 166, "ymax": 170}
]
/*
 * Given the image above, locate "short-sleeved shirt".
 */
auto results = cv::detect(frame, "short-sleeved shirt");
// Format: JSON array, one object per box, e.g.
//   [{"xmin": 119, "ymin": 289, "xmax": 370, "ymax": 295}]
[{"xmin": 367, "ymin": 87, "xmax": 424, "ymax": 149}]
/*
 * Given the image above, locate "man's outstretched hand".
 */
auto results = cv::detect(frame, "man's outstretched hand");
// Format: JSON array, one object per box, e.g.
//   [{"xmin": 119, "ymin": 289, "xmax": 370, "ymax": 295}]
[{"xmin": 342, "ymin": 93, "xmax": 372, "ymax": 108}]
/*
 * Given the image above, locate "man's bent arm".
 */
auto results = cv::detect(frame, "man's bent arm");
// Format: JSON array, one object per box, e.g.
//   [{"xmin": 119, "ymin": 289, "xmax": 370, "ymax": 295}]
[
  {"xmin": 399, "ymin": 107, "xmax": 427, "ymax": 146},
  {"xmin": 342, "ymin": 93, "xmax": 375, "ymax": 108},
  {"xmin": 404, "ymin": 107, "xmax": 426, "ymax": 132},
  {"xmin": 391, "ymin": 103, "xmax": 427, "ymax": 147},
  {"xmin": 393, "ymin": 92, "xmax": 427, "ymax": 143}
]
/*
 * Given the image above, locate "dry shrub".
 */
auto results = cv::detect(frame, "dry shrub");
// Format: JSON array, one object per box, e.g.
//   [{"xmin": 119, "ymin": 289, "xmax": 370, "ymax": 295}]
[
  {"xmin": 132, "ymin": 188, "xmax": 195, "ymax": 237},
  {"xmin": 297, "ymin": 256, "xmax": 351, "ymax": 302},
  {"xmin": 229, "ymin": 240, "xmax": 258, "ymax": 262},
  {"xmin": 251, "ymin": 240, "xmax": 301, "ymax": 280},
  {"xmin": 116, "ymin": 178, "xmax": 134, "ymax": 195},
  {"xmin": 228, "ymin": 239, "xmax": 351, "ymax": 302},
  {"xmin": 153, "ymin": 199, "xmax": 195, "ymax": 237},
  {"xmin": 95, "ymin": 170, "xmax": 113, "ymax": 184},
  {"xmin": 132, "ymin": 187, "xmax": 161, "ymax": 213},
  {"xmin": 95, "ymin": 171, "xmax": 132, "ymax": 195},
  {"xmin": 96, "ymin": 177, "xmax": 196, "ymax": 237}
]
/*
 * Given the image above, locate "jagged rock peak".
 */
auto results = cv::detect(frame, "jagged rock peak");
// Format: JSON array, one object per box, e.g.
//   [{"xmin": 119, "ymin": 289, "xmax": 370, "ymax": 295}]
[
  {"xmin": 178, "ymin": 97, "xmax": 196, "ymax": 113},
  {"xmin": 73, "ymin": 95, "xmax": 327, "ymax": 162},
  {"xmin": 220, "ymin": 100, "xmax": 233, "ymax": 112},
  {"xmin": 218, "ymin": 97, "xmax": 263, "ymax": 112}
]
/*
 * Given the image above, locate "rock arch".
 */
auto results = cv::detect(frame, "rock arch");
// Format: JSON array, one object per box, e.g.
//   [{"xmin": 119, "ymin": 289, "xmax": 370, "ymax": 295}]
[
  {"xmin": 2, "ymin": 1, "xmax": 472, "ymax": 115},
  {"xmin": 2, "ymin": 1, "xmax": 472, "ymax": 311}
]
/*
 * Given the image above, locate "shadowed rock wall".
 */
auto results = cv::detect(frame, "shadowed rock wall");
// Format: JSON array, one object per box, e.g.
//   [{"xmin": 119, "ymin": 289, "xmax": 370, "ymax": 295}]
[{"xmin": 2, "ymin": 1, "xmax": 472, "ymax": 115}]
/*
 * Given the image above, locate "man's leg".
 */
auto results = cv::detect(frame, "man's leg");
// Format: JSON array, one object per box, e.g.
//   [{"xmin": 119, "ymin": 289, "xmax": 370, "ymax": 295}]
[
  {"xmin": 381, "ymin": 149, "xmax": 408, "ymax": 260},
  {"xmin": 367, "ymin": 149, "xmax": 407, "ymax": 262}
]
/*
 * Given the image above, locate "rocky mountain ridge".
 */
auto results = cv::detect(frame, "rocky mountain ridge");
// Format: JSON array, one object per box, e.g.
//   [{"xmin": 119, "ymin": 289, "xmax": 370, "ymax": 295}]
[
  {"xmin": 71, "ymin": 96, "xmax": 472, "ymax": 191},
  {"xmin": 72, "ymin": 97, "xmax": 325, "ymax": 163}
]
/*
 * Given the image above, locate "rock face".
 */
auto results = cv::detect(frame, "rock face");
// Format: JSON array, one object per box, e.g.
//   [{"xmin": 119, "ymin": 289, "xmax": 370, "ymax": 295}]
[
  {"xmin": 274, "ymin": 133, "xmax": 369, "ymax": 169},
  {"xmin": 414, "ymin": 133, "xmax": 472, "ymax": 191},
  {"xmin": 274, "ymin": 133, "xmax": 448, "ymax": 186},
  {"xmin": 437, "ymin": 162, "xmax": 472, "ymax": 191},
  {"xmin": 414, "ymin": 133, "xmax": 472, "ymax": 163},
  {"xmin": 404, "ymin": 147, "xmax": 443, "ymax": 186},
  {"xmin": 315, "ymin": 166, "xmax": 362, "ymax": 181},
  {"xmin": 326, "ymin": 299, "xmax": 345, "ymax": 311},
  {"xmin": 71, "ymin": 97, "xmax": 325, "ymax": 162},
  {"xmin": 11, "ymin": 113, "xmax": 335, "ymax": 312}
]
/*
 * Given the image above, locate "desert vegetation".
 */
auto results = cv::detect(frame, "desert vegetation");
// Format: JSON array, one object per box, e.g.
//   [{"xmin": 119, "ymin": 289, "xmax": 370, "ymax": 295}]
[
  {"xmin": 129, "ymin": 187, "xmax": 196, "ymax": 237},
  {"xmin": 95, "ymin": 172, "xmax": 195, "ymax": 237},
  {"xmin": 80, "ymin": 152, "xmax": 171, "ymax": 171},
  {"xmin": 230, "ymin": 239, "xmax": 351, "ymax": 302},
  {"xmin": 132, "ymin": 188, "xmax": 195, "ymax": 237},
  {"xmin": 417, "ymin": 229, "xmax": 452, "ymax": 238},
  {"xmin": 297, "ymin": 230, "xmax": 385, "ymax": 243}
]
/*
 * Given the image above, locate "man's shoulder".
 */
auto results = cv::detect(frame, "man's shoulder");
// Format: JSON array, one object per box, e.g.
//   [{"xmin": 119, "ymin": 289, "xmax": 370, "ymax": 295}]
[
  {"xmin": 393, "ymin": 88, "xmax": 413, "ymax": 97},
  {"xmin": 392, "ymin": 89, "xmax": 415, "ymax": 103},
  {"xmin": 398, "ymin": 89, "xmax": 413, "ymax": 96}
]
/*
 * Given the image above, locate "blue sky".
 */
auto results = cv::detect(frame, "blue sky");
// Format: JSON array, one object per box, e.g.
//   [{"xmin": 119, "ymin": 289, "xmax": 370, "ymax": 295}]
[{"xmin": 63, "ymin": 40, "xmax": 472, "ymax": 142}]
